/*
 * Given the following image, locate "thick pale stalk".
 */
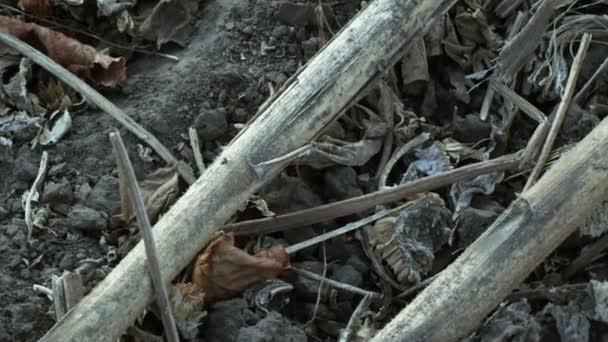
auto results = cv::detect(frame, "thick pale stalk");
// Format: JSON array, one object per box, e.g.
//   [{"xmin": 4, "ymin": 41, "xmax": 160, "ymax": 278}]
[{"xmin": 39, "ymin": 0, "xmax": 458, "ymax": 340}]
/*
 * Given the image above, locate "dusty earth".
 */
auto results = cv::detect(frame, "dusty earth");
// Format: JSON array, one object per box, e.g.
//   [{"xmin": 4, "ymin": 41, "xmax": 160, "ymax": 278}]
[{"xmin": 2, "ymin": 0, "xmax": 608, "ymax": 341}]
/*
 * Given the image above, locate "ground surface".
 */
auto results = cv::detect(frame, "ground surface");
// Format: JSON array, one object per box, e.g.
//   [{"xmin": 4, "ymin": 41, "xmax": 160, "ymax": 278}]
[{"xmin": 2, "ymin": 0, "xmax": 608, "ymax": 341}]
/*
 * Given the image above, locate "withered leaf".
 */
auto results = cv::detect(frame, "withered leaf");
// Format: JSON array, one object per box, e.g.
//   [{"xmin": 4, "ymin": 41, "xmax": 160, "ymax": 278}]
[
  {"xmin": 18, "ymin": 0, "xmax": 53, "ymax": 16},
  {"xmin": 0, "ymin": 16, "xmax": 126, "ymax": 88},
  {"xmin": 192, "ymin": 233, "xmax": 289, "ymax": 303},
  {"xmin": 170, "ymin": 282, "xmax": 206, "ymax": 339},
  {"xmin": 121, "ymin": 166, "xmax": 179, "ymax": 224}
]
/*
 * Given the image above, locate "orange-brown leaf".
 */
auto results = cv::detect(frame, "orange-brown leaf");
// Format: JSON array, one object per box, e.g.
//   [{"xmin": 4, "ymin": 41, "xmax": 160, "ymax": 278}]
[
  {"xmin": 0, "ymin": 16, "xmax": 126, "ymax": 87},
  {"xmin": 192, "ymin": 233, "xmax": 289, "ymax": 303},
  {"xmin": 18, "ymin": 0, "xmax": 53, "ymax": 16}
]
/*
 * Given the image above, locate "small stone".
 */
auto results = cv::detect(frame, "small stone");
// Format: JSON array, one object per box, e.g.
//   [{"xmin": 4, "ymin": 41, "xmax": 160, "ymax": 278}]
[
  {"xmin": 276, "ymin": 1, "xmax": 315, "ymax": 27},
  {"xmin": 292, "ymin": 261, "xmax": 330, "ymax": 301},
  {"xmin": 58, "ymin": 253, "xmax": 78, "ymax": 270},
  {"xmin": 323, "ymin": 166, "xmax": 363, "ymax": 200},
  {"xmin": 271, "ymin": 25, "xmax": 290, "ymax": 38},
  {"xmin": 237, "ymin": 312, "xmax": 306, "ymax": 342},
  {"xmin": 0, "ymin": 206, "xmax": 8, "ymax": 220},
  {"xmin": 347, "ymin": 255, "xmax": 370, "ymax": 274},
  {"xmin": 193, "ymin": 108, "xmax": 229, "ymax": 141},
  {"xmin": 230, "ymin": 108, "xmax": 249, "ymax": 123},
  {"xmin": 146, "ymin": 112, "xmax": 171, "ymax": 135},
  {"xmin": 242, "ymin": 25, "xmax": 254, "ymax": 35},
  {"xmin": 42, "ymin": 180, "xmax": 74, "ymax": 204},
  {"xmin": 67, "ymin": 205, "xmax": 108, "ymax": 232},
  {"xmin": 9, "ymin": 198, "xmax": 23, "ymax": 214},
  {"xmin": 301, "ymin": 37, "xmax": 320, "ymax": 61},
  {"xmin": 75, "ymin": 182, "xmax": 92, "ymax": 203},
  {"xmin": 265, "ymin": 71, "xmax": 288, "ymax": 85},
  {"xmin": 216, "ymin": 65, "xmax": 244, "ymax": 87},
  {"xmin": 85, "ymin": 176, "xmax": 121, "ymax": 215},
  {"xmin": 453, "ymin": 113, "xmax": 492, "ymax": 144},
  {"xmin": 332, "ymin": 264, "xmax": 362, "ymax": 288}
]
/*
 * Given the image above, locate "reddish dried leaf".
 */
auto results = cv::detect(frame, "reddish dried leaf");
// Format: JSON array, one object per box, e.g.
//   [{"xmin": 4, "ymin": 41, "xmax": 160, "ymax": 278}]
[
  {"xmin": 192, "ymin": 233, "xmax": 289, "ymax": 302},
  {"xmin": 18, "ymin": 0, "xmax": 53, "ymax": 16},
  {"xmin": 0, "ymin": 16, "xmax": 126, "ymax": 87}
]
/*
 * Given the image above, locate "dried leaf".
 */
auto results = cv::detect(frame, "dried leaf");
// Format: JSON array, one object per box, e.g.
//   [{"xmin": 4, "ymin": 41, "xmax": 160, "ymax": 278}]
[
  {"xmin": 299, "ymin": 137, "xmax": 382, "ymax": 169},
  {"xmin": 249, "ymin": 195, "xmax": 275, "ymax": 217},
  {"xmin": 0, "ymin": 16, "xmax": 126, "ymax": 88},
  {"xmin": 543, "ymin": 304, "xmax": 590, "ymax": 342},
  {"xmin": 139, "ymin": 166, "xmax": 179, "ymax": 223},
  {"xmin": 401, "ymin": 37, "xmax": 429, "ymax": 86},
  {"xmin": 120, "ymin": 166, "xmax": 179, "ymax": 224},
  {"xmin": 18, "ymin": 0, "xmax": 53, "ymax": 16},
  {"xmin": 171, "ymin": 282, "xmax": 206, "ymax": 340},
  {"xmin": 468, "ymin": 300, "xmax": 541, "ymax": 342},
  {"xmin": 2, "ymin": 58, "xmax": 46, "ymax": 116},
  {"xmin": 450, "ymin": 173, "xmax": 503, "ymax": 217},
  {"xmin": 192, "ymin": 233, "xmax": 289, "ymax": 303},
  {"xmin": 365, "ymin": 194, "xmax": 452, "ymax": 284},
  {"xmin": 37, "ymin": 108, "xmax": 72, "ymax": 146}
]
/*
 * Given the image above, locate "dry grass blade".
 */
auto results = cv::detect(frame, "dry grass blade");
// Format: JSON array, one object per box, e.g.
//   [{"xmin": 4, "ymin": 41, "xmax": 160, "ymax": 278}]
[
  {"xmin": 285, "ymin": 202, "xmax": 411, "ymax": 254},
  {"xmin": 188, "ymin": 127, "xmax": 205, "ymax": 176},
  {"xmin": 109, "ymin": 131, "xmax": 180, "ymax": 342},
  {"xmin": 25, "ymin": 151, "xmax": 48, "ymax": 242},
  {"xmin": 524, "ymin": 33, "xmax": 591, "ymax": 191},
  {"xmin": 226, "ymin": 153, "xmax": 521, "ymax": 236},
  {"xmin": 290, "ymin": 267, "xmax": 381, "ymax": 299}
]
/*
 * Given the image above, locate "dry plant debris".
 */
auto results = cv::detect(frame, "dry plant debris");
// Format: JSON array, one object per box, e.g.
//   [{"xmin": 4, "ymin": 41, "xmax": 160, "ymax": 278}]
[{"xmin": 4, "ymin": 0, "xmax": 608, "ymax": 341}]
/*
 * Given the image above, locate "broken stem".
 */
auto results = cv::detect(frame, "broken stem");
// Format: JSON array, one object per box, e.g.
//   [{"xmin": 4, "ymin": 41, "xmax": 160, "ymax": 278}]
[
  {"xmin": 249, "ymin": 144, "xmax": 312, "ymax": 179},
  {"xmin": 188, "ymin": 127, "xmax": 206, "ymax": 176},
  {"xmin": 524, "ymin": 33, "xmax": 591, "ymax": 191},
  {"xmin": 109, "ymin": 132, "xmax": 180, "ymax": 342},
  {"xmin": 25, "ymin": 151, "xmax": 48, "ymax": 242},
  {"xmin": 0, "ymin": 32, "xmax": 195, "ymax": 184},
  {"xmin": 227, "ymin": 152, "xmax": 522, "ymax": 236},
  {"xmin": 290, "ymin": 267, "xmax": 381, "ymax": 299}
]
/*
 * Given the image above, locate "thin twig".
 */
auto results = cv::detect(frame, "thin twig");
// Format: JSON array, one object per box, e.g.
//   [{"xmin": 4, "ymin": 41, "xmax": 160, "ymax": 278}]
[
  {"xmin": 524, "ymin": 33, "xmax": 591, "ymax": 191},
  {"xmin": 109, "ymin": 131, "xmax": 180, "ymax": 342},
  {"xmin": 374, "ymin": 83, "xmax": 395, "ymax": 184},
  {"xmin": 226, "ymin": 152, "xmax": 522, "ymax": 235},
  {"xmin": 188, "ymin": 127, "xmax": 205, "ymax": 176},
  {"xmin": 338, "ymin": 293, "xmax": 373, "ymax": 342},
  {"xmin": 0, "ymin": 33, "xmax": 195, "ymax": 184},
  {"xmin": 249, "ymin": 144, "xmax": 312, "ymax": 179},
  {"xmin": 304, "ymin": 243, "xmax": 327, "ymax": 327},
  {"xmin": 290, "ymin": 267, "xmax": 382, "ymax": 299},
  {"xmin": 573, "ymin": 55, "xmax": 608, "ymax": 104},
  {"xmin": 285, "ymin": 203, "xmax": 410, "ymax": 254},
  {"xmin": 25, "ymin": 151, "xmax": 48, "ymax": 242},
  {"xmin": 33, "ymin": 284, "xmax": 53, "ymax": 300},
  {"xmin": 396, "ymin": 274, "xmax": 438, "ymax": 299},
  {"xmin": 489, "ymin": 80, "xmax": 549, "ymax": 168},
  {"xmin": 377, "ymin": 133, "xmax": 429, "ymax": 189}
]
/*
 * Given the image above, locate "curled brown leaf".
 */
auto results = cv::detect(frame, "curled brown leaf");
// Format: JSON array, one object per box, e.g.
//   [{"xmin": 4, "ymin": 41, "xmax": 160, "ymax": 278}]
[
  {"xmin": 192, "ymin": 233, "xmax": 289, "ymax": 303},
  {"xmin": 0, "ymin": 16, "xmax": 126, "ymax": 87}
]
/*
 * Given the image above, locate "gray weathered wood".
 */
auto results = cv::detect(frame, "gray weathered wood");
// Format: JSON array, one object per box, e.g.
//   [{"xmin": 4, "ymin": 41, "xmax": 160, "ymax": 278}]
[{"xmin": 39, "ymin": 0, "xmax": 458, "ymax": 340}]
